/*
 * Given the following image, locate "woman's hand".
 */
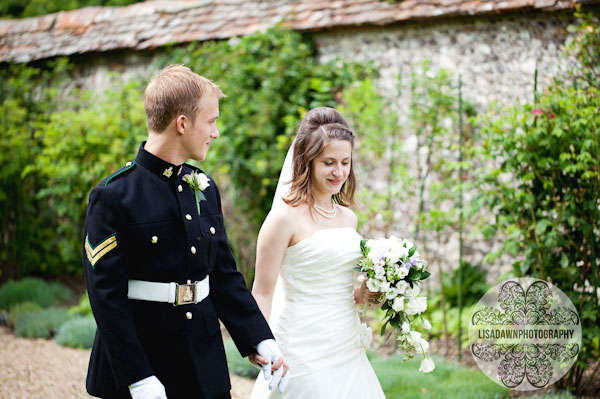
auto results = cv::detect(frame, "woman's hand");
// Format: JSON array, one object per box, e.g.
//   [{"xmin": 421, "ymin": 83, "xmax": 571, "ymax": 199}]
[
  {"xmin": 354, "ymin": 279, "xmax": 381, "ymax": 305},
  {"xmin": 249, "ymin": 353, "xmax": 269, "ymax": 369}
]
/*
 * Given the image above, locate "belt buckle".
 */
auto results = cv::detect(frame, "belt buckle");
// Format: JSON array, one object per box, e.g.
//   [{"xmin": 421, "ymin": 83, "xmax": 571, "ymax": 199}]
[{"xmin": 175, "ymin": 282, "xmax": 196, "ymax": 305}]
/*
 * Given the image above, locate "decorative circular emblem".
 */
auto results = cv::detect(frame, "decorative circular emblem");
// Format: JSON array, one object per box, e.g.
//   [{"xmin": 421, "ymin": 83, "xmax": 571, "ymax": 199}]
[{"xmin": 468, "ymin": 278, "xmax": 581, "ymax": 391}]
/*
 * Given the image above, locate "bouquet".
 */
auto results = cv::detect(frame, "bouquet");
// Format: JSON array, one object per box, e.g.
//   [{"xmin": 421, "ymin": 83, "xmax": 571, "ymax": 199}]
[{"xmin": 356, "ymin": 236, "xmax": 435, "ymax": 373}]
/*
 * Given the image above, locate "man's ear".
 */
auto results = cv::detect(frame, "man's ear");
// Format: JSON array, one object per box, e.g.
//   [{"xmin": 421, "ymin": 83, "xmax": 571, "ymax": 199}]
[{"xmin": 175, "ymin": 114, "xmax": 187, "ymax": 134}]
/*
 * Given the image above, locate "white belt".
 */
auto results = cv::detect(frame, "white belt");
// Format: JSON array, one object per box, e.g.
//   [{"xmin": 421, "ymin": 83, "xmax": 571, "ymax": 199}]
[{"xmin": 127, "ymin": 276, "xmax": 209, "ymax": 306}]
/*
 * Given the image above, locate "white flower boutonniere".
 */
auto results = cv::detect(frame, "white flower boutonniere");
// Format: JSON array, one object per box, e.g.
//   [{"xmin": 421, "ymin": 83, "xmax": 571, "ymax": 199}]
[{"xmin": 183, "ymin": 171, "xmax": 210, "ymax": 215}]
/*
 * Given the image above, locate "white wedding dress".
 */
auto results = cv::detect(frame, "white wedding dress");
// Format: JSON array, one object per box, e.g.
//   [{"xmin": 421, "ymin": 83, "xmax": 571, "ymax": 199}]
[{"xmin": 250, "ymin": 226, "xmax": 385, "ymax": 399}]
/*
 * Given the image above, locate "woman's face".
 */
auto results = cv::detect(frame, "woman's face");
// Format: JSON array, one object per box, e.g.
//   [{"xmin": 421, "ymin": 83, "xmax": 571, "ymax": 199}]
[{"xmin": 311, "ymin": 139, "xmax": 352, "ymax": 198}]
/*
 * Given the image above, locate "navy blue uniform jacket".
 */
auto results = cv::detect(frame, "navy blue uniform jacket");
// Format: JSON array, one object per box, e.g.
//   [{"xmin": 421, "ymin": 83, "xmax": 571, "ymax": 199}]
[{"xmin": 83, "ymin": 143, "xmax": 273, "ymax": 398}]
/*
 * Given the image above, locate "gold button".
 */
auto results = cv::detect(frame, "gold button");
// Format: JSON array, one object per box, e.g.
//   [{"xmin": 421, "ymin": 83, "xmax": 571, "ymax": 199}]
[
  {"xmin": 125, "ymin": 161, "xmax": 132, "ymax": 167},
  {"xmin": 186, "ymin": 312, "xmax": 192, "ymax": 320},
  {"xmin": 190, "ymin": 246, "xmax": 196, "ymax": 254},
  {"xmin": 210, "ymin": 227, "xmax": 216, "ymax": 235},
  {"xmin": 185, "ymin": 214, "xmax": 192, "ymax": 221},
  {"xmin": 151, "ymin": 236, "xmax": 158, "ymax": 244},
  {"xmin": 178, "ymin": 185, "xmax": 183, "ymax": 192}
]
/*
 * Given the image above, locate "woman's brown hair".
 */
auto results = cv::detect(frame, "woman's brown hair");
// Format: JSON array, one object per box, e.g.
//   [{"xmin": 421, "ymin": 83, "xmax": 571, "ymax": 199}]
[{"xmin": 284, "ymin": 107, "xmax": 356, "ymax": 210}]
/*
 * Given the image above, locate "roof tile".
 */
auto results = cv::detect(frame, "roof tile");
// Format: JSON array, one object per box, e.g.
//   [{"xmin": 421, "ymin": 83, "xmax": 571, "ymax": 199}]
[{"xmin": 1, "ymin": 0, "xmax": 597, "ymax": 63}]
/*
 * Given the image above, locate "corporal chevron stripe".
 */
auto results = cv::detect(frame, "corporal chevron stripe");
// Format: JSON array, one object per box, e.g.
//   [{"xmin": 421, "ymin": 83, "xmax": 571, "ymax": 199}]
[{"xmin": 85, "ymin": 233, "xmax": 118, "ymax": 267}]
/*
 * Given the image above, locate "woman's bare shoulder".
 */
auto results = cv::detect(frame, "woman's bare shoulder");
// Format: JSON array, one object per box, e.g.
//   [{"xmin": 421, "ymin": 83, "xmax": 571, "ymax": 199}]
[{"xmin": 338, "ymin": 205, "xmax": 358, "ymax": 228}]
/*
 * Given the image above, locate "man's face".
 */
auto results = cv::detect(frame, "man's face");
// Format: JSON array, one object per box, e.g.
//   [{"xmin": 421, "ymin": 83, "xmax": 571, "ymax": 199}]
[{"xmin": 184, "ymin": 93, "xmax": 220, "ymax": 162}]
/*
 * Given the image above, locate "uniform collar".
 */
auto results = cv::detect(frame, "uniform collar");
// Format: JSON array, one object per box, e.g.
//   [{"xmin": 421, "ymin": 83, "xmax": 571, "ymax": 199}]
[{"xmin": 135, "ymin": 142, "xmax": 184, "ymax": 180}]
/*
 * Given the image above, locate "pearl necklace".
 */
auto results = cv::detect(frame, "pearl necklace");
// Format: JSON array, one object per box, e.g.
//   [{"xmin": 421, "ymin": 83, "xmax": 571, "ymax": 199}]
[{"xmin": 314, "ymin": 202, "xmax": 337, "ymax": 219}]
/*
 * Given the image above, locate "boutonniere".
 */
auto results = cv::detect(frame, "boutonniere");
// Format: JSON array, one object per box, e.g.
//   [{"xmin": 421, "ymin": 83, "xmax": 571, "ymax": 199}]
[{"xmin": 183, "ymin": 171, "xmax": 210, "ymax": 215}]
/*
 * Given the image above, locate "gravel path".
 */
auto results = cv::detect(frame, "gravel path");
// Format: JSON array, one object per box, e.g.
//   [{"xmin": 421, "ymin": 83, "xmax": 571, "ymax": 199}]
[{"xmin": 0, "ymin": 326, "xmax": 254, "ymax": 398}]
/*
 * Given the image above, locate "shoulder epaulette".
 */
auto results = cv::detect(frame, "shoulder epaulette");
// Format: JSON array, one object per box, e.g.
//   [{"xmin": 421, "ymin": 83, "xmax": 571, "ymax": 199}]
[{"xmin": 104, "ymin": 161, "xmax": 136, "ymax": 186}]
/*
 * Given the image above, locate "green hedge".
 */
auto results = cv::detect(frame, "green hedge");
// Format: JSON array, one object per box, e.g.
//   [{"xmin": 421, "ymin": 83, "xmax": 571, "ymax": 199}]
[
  {"xmin": 0, "ymin": 277, "xmax": 73, "ymax": 309},
  {"xmin": 14, "ymin": 306, "xmax": 71, "ymax": 338},
  {"xmin": 55, "ymin": 316, "xmax": 97, "ymax": 349}
]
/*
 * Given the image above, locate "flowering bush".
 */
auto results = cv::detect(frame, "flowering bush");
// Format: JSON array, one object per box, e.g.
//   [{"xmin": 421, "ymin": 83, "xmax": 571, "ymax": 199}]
[{"xmin": 357, "ymin": 236, "xmax": 434, "ymax": 372}]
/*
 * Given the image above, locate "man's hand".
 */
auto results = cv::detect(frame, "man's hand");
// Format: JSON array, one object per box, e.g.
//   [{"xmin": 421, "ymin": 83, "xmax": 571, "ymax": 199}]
[
  {"xmin": 129, "ymin": 375, "xmax": 167, "ymax": 399},
  {"xmin": 256, "ymin": 339, "xmax": 290, "ymax": 392}
]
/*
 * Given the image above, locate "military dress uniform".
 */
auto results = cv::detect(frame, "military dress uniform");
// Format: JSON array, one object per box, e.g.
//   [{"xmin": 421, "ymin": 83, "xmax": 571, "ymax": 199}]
[{"xmin": 83, "ymin": 143, "xmax": 273, "ymax": 399}]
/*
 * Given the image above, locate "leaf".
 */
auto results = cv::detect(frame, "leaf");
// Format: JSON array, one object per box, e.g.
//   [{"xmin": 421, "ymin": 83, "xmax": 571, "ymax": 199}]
[
  {"xmin": 408, "ymin": 246, "xmax": 417, "ymax": 257},
  {"xmin": 380, "ymin": 321, "xmax": 388, "ymax": 336}
]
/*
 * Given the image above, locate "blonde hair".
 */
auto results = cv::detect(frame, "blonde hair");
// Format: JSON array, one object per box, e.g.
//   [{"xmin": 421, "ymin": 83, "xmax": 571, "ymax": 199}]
[
  {"xmin": 144, "ymin": 64, "xmax": 225, "ymax": 133},
  {"xmin": 284, "ymin": 107, "xmax": 356, "ymax": 210}
]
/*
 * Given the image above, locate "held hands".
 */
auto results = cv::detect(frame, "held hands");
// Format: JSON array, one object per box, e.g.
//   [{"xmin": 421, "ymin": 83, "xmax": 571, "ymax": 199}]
[
  {"xmin": 250, "ymin": 339, "xmax": 290, "ymax": 392},
  {"xmin": 129, "ymin": 375, "xmax": 167, "ymax": 399},
  {"xmin": 354, "ymin": 279, "xmax": 382, "ymax": 305}
]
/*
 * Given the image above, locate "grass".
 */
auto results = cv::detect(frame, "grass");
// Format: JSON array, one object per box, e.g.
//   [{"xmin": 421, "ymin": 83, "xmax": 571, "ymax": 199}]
[
  {"xmin": 372, "ymin": 354, "xmax": 577, "ymax": 399},
  {"xmin": 373, "ymin": 355, "xmax": 509, "ymax": 399}
]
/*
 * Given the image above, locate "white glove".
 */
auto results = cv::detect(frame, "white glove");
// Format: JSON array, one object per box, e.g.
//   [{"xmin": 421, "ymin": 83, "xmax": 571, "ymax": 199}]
[
  {"xmin": 256, "ymin": 339, "xmax": 289, "ymax": 392},
  {"xmin": 129, "ymin": 375, "xmax": 167, "ymax": 399}
]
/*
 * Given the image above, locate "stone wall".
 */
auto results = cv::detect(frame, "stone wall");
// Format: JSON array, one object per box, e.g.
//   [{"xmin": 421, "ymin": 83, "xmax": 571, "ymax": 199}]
[{"xmin": 314, "ymin": 12, "xmax": 574, "ymax": 110}]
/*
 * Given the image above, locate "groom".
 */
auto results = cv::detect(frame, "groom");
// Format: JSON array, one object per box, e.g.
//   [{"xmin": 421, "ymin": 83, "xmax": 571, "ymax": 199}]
[{"xmin": 83, "ymin": 65, "xmax": 287, "ymax": 398}]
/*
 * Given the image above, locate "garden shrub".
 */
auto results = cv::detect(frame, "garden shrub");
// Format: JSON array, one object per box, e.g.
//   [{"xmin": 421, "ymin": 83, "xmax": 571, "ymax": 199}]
[
  {"xmin": 224, "ymin": 339, "xmax": 259, "ymax": 379},
  {"xmin": 68, "ymin": 292, "xmax": 92, "ymax": 317},
  {"xmin": 55, "ymin": 316, "xmax": 97, "ymax": 349},
  {"xmin": 473, "ymin": 8, "xmax": 600, "ymax": 394},
  {"xmin": 6, "ymin": 301, "xmax": 42, "ymax": 327},
  {"xmin": 0, "ymin": 277, "xmax": 73, "ymax": 309},
  {"xmin": 14, "ymin": 306, "xmax": 71, "ymax": 338}
]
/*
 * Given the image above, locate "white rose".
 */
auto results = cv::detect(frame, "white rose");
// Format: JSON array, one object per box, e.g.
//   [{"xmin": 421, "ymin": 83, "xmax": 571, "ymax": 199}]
[
  {"xmin": 374, "ymin": 265, "xmax": 385, "ymax": 278},
  {"xmin": 366, "ymin": 278, "xmax": 380, "ymax": 293},
  {"xmin": 198, "ymin": 173, "xmax": 211, "ymax": 191},
  {"xmin": 385, "ymin": 286, "xmax": 398, "ymax": 300},
  {"xmin": 367, "ymin": 239, "xmax": 390, "ymax": 263},
  {"xmin": 357, "ymin": 275, "xmax": 365, "ymax": 282},
  {"xmin": 391, "ymin": 297, "xmax": 405, "ymax": 312},
  {"xmin": 408, "ymin": 330, "xmax": 422, "ymax": 345},
  {"xmin": 401, "ymin": 322, "xmax": 410, "ymax": 333},
  {"xmin": 405, "ymin": 296, "xmax": 427, "ymax": 315},
  {"xmin": 423, "ymin": 319, "xmax": 432, "ymax": 330},
  {"xmin": 406, "ymin": 285, "xmax": 420, "ymax": 297},
  {"xmin": 419, "ymin": 357, "xmax": 435, "ymax": 373},
  {"xmin": 379, "ymin": 281, "xmax": 391, "ymax": 293},
  {"xmin": 398, "ymin": 267, "xmax": 409, "ymax": 279},
  {"xmin": 396, "ymin": 281, "xmax": 410, "ymax": 294}
]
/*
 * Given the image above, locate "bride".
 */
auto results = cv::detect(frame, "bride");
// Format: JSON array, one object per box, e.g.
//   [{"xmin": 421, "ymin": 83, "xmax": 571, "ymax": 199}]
[{"xmin": 249, "ymin": 107, "xmax": 385, "ymax": 398}]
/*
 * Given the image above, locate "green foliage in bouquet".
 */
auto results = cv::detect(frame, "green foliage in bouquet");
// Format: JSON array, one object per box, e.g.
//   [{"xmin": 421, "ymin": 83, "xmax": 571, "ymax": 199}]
[
  {"xmin": 0, "ymin": 277, "xmax": 72, "ymax": 309},
  {"xmin": 55, "ymin": 316, "xmax": 97, "ymax": 349},
  {"xmin": 473, "ymin": 8, "xmax": 600, "ymax": 394},
  {"xmin": 14, "ymin": 306, "xmax": 71, "ymax": 338}
]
